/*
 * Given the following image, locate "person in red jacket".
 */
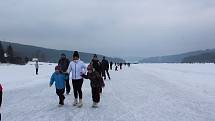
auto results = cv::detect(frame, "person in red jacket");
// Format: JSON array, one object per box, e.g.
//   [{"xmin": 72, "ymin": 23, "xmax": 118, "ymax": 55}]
[
  {"xmin": 0, "ymin": 84, "xmax": 2, "ymax": 107},
  {"xmin": 0, "ymin": 84, "xmax": 3, "ymax": 121}
]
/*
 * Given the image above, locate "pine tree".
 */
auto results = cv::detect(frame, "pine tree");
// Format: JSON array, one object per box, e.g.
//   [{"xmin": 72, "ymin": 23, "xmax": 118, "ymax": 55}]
[
  {"xmin": 7, "ymin": 44, "xmax": 14, "ymax": 63},
  {"xmin": 0, "ymin": 41, "xmax": 5, "ymax": 63}
]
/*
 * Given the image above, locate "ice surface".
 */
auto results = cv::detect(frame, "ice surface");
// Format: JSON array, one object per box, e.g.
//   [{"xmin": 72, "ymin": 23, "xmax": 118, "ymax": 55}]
[{"xmin": 1, "ymin": 63, "xmax": 215, "ymax": 121}]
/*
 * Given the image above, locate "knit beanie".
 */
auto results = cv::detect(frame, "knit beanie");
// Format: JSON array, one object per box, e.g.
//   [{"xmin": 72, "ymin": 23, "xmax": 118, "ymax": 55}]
[
  {"xmin": 73, "ymin": 51, "xmax": 79, "ymax": 58},
  {"xmin": 55, "ymin": 65, "xmax": 61, "ymax": 71}
]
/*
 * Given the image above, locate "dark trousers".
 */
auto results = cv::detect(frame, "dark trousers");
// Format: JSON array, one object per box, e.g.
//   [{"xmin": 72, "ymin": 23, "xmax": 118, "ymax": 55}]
[
  {"xmin": 102, "ymin": 69, "xmax": 110, "ymax": 79},
  {"xmin": 56, "ymin": 88, "xmax": 65, "ymax": 105},
  {"xmin": 65, "ymin": 73, "xmax": 71, "ymax": 94},
  {"xmin": 36, "ymin": 68, "xmax": 38, "ymax": 75},
  {"xmin": 99, "ymin": 87, "xmax": 103, "ymax": 93},
  {"xmin": 92, "ymin": 87, "xmax": 100, "ymax": 103},
  {"xmin": 72, "ymin": 79, "xmax": 83, "ymax": 99}
]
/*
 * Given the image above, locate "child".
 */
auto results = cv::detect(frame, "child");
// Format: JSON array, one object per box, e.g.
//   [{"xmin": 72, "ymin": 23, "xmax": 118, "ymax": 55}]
[
  {"xmin": 49, "ymin": 66, "xmax": 67, "ymax": 106},
  {"xmin": 81, "ymin": 64, "xmax": 105, "ymax": 108}
]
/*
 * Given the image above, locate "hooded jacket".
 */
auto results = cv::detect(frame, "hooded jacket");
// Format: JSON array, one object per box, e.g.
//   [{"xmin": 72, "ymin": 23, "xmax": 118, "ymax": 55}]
[
  {"xmin": 50, "ymin": 72, "xmax": 67, "ymax": 89},
  {"xmin": 67, "ymin": 59, "xmax": 87, "ymax": 80}
]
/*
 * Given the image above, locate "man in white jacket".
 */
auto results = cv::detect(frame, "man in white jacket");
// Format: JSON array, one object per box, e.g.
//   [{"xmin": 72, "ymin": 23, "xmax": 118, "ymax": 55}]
[{"xmin": 67, "ymin": 51, "xmax": 86, "ymax": 107}]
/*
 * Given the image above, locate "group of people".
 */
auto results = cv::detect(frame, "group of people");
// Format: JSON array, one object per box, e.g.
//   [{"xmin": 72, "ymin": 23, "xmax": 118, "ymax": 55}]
[
  {"xmin": 50, "ymin": 51, "xmax": 109, "ymax": 108},
  {"xmin": 109, "ymin": 62, "xmax": 131, "ymax": 71}
]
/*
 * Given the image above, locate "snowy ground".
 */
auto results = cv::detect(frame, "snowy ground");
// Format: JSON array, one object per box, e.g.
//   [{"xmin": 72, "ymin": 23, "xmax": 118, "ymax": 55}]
[{"xmin": 1, "ymin": 63, "xmax": 215, "ymax": 121}]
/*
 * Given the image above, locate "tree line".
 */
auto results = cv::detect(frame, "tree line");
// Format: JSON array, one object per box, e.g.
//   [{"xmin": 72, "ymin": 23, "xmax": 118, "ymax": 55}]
[
  {"xmin": 0, "ymin": 41, "xmax": 29, "ymax": 65},
  {"xmin": 182, "ymin": 52, "xmax": 215, "ymax": 63}
]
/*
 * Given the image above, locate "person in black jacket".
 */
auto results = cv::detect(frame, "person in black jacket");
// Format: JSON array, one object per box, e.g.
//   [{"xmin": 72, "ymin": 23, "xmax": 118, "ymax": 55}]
[
  {"xmin": 110, "ymin": 61, "xmax": 113, "ymax": 70},
  {"xmin": 101, "ymin": 57, "xmax": 111, "ymax": 80},
  {"xmin": 91, "ymin": 54, "xmax": 102, "ymax": 75},
  {"xmin": 58, "ymin": 53, "xmax": 71, "ymax": 95}
]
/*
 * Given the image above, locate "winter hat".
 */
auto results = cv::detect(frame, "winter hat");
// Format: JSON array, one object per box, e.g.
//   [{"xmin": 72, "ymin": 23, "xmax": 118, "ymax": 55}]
[
  {"xmin": 73, "ymin": 51, "xmax": 79, "ymax": 58},
  {"xmin": 87, "ymin": 64, "xmax": 93, "ymax": 71},
  {"xmin": 55, "ymin": 65, "xmax": 61, "ymax": 71}
]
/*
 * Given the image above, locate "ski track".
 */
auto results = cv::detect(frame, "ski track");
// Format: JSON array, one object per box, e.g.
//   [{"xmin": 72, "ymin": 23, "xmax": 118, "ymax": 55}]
[{"xmin": 1, "ymin": 63, "xmax": 215, "ymax": 121}]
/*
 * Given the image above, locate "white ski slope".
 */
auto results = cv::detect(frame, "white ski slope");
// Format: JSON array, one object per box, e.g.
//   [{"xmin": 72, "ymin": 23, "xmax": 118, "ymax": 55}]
[{"xmin": 1, "ymin": 63, "xmax": 215, "ymax": 121}]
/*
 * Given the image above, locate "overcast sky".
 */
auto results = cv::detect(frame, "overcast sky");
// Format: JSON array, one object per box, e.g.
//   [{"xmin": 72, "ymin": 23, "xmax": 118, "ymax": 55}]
[{"xmin": 0, "ymin": 0, "xmax": 215, "ymax": 57}]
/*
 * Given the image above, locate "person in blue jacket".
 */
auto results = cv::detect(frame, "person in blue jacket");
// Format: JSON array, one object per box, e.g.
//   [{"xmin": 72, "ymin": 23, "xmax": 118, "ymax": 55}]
[{"xmin": 49, "ymin": 65, "xmax": 67, "ymax": 106}]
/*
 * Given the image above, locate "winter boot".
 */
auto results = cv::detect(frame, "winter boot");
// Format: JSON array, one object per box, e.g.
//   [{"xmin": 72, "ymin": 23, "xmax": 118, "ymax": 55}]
[
  {"xmin": 77, "ymin": 99, "xmax": 83, "ymax": 108},
  {"xmin": 92, "ymin": 102, "xmax": 98, "ymax": 108},
  {"xmin": 73, "ymin": 99, "xmax": 78, "ymax": 106},
  {"xmin": 60, "ymin": 96, "xmax": 65, "ymax": 105}
]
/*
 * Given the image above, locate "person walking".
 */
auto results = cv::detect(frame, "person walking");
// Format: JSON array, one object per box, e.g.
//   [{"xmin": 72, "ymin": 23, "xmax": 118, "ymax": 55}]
[
  {"xmin": 110, "ymin": 61, "xmax": 113, "ymax": 70},
  {"xmin": 49, "ymin": 66, "xmax": 67, "ymax": 106},
  {"xmin": 58, "ymin": 53, "xmax": 71, "ymax": 95},
  {"xmin": 101, "ymin": 57, "xmax": 111, "ymax": 80},
  {"xmin": 119, "ymin": 63, "xmax": 123, "ymax": 70},
  {"xmin": 81, "ymin": 64, "xmax": 105, "ymax": 108},
  {"xmin": 35, "ymin": 60, "xmax": 39, "ymax": 75},
  {"xmin": 67, "ymin": 51, "xmax": 87, "ymax": 107},
  {"xmin": 91, "ymin": 54, "xmax": 103, "ymax": 93}
]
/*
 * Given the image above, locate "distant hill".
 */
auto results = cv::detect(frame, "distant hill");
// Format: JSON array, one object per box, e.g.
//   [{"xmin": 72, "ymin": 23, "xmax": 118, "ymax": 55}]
[
  {"xmin": 139, "ymin": 49, "xmax": 215, "ymax": 63},
  {"xmin": 182, "ymin": 52, "xmax": 215, "ymax": 63},
  {"xmin": 1, "ymin": 41, "xmax": 125, "ymax": 63}
]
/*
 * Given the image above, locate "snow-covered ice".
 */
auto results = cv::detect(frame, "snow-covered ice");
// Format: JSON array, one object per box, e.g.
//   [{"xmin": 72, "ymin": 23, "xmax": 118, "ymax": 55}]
[{"xmin": 1, "ymin": 63, "xmax": 215, "ymax": 121}]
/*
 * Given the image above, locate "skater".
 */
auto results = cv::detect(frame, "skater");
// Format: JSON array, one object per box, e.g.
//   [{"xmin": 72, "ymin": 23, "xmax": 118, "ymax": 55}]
[
  {"xmin": 58, "ymin": 53, "xmax": 71, "ymax": 95},
  {"xmin": 91, "ymin": 54, "xmax": 103, "ymax": 93},
  {"xmin": 35, "ymin": 60, "xmax": 39, "ymax": 75},
  {"xmin": 119, "ymin": 63, "xmax": 123, "ymax": 70},
  {"xmin": 115, "ymin": 65, "xmax": 118, "ymax": 71},
  {"xmin": 0, "ymin": 84, "xmax": 2, "ymax": 121},
  {"xmin": 128, "ymin": 63, "xmax": 131, "ymax": 67},
  {"xmin": 81, "ymin": 64, "xmax": 105, "ymax": 108},
  {"xmin": 101, "ymin": 57, "xmax": 111, "ymax": 80},
  {"xmin": 67, "ymin": 51, "xmax": 87, "ymax": 107},
  {"xmin": 110, "ymin": 61, "xmax": 113, "ymax": 70},
  {"xmin": 49, "ymin": 66, "xmax": 67, "ymax": 106}
]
